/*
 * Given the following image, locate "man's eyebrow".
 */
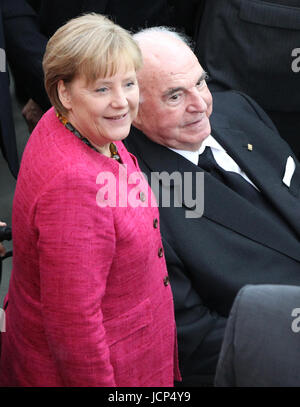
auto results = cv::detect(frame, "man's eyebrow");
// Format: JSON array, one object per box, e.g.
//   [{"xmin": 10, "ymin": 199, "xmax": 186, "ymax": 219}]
[
  {"xmin": 163, "ymin": 86, "xmax": 185, "ymax": 98},
  {"xmin": 198, "ymin": 71, "xmax": 209, "ymax": 82},
  {"xmin": 163, "ymin": 71, "xmax": 209, "ymax": 98}
]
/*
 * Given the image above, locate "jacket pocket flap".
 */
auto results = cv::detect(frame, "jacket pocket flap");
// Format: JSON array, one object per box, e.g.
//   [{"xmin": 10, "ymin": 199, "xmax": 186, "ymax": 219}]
[
  {"xmin": 104, "ymin": 298, "xmax": 153, "ymax": 346},
  {"xmin": 240, "ymin": 0, "xmax": 300, "ymax": 30}
]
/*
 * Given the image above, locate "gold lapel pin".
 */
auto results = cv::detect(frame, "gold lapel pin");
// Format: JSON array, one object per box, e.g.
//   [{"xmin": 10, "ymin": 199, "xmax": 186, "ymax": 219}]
[{"xmin": 247, "ymin": 143, "xmax": 253, "ymax": 151}]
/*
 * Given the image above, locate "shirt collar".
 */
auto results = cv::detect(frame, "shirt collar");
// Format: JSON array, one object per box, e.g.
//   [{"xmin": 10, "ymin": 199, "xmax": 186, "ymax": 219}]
[{"xmin": 169, "ymin": 135, "xmax": 225, "ymax": 165}]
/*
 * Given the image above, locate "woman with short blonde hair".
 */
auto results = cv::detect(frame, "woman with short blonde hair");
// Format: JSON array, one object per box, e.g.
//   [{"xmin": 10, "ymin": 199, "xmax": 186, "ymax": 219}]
[
  {"xmin": 0, "ymin": 14, "xmax": 180, "ymax": 387},
  {"xmin": 43, "ymin": 13, "xmax": 142, "ymax": 115}
]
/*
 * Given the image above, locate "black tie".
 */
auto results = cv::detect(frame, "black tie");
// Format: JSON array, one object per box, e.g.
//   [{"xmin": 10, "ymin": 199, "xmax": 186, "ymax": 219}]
[
  {"xmin": 198, "ymin": 146, "xmax": 224, "ymax": 179},
  {"xmin": 198, "ymin": 147, "xmax": 297, "ymax": 236},
  {"xmin": 198, "ymin": 146, "xmax": 262, "ymax": 204}
]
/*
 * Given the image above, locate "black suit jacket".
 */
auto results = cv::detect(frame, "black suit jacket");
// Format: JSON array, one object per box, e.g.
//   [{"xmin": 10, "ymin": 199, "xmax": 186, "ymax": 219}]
[
  {"xmin": 0, "ymin": 0, "xmax": 48, "ymax": 178},
  {"xmin": 196, "ymin": 0, "xmax": 300, "ymax": 112},
  {"xmin": 125, "ymin": 90, "xmax": 300, "ymax": 385},
  {"xmin": 215, "ymin": 284, "xmax": 300, "ymax": 387},
  {"xmin": 195, "ymin": 0, "xmax": 300, "ymax": 158},
  {"xmin": 35, "ymin": 0, "xmax": 171, "ymax": 37},
  {"xmin": 16, "ymin": 0, "xmax": 171, "ymax": 107},
  {"xmin": 166, "ymin": 0, "xmax": 204, "ymax": 38}
]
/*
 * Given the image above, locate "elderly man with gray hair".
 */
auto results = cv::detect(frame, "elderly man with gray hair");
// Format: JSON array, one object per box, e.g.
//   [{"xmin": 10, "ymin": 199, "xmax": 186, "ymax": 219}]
[{"xmin": 125, "ymin": 27, "xmax": 300, "ymax": 386}]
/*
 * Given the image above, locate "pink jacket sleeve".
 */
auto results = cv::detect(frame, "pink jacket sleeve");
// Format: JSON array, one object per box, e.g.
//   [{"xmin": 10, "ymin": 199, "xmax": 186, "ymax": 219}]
[{"xmin": 34, "ymin": 165, "xmax": 116, "ymax": 386}]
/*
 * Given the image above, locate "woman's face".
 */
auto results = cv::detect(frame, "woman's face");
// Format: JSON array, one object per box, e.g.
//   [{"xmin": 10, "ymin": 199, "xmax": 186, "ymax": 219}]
[{"xmin": 59, "ymin": 68, "xmax": 139, "ymax": 152}]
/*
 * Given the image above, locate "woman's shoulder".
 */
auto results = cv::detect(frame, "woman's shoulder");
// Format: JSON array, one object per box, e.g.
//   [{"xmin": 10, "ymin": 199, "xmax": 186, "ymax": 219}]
[
  {"xmin": 19, "ymin": 109, "xmax": 101, "ymax": 190},
  {"xmin": 27, "ymin": 107, "xmax": 66, "ymax": 154},
  {"xmin": 21, "ymin": 109, "xmax": 70, "ymax": 173},
  {"xmin": 34, "ymin": 107, "xmax": 61, "ymax": 133}
]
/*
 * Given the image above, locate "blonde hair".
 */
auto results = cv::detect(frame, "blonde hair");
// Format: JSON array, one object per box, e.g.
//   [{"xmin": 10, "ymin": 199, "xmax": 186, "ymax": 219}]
[{"xmin": 43, "ymin": 13, "xmax": 142, "ymax": 114}]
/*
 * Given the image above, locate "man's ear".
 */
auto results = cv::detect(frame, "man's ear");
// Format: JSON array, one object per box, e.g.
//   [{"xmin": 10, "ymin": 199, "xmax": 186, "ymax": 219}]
[{"xmin": 57, "ymin": 80, "xmax": 72, "ymax": 111}]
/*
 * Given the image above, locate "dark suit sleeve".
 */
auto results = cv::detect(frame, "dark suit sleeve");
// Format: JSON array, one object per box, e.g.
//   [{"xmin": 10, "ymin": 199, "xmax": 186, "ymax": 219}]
[
  {"xmin": 2, "ymin": 0, "xmax": 50, "ymax": 110},
  {"xmin": 162, "ymin": 237, "xmax": 227, "ymax": 386},
  {"xmin": 168, "ymin": 0, "xmax": 204, "ymax": 38}
]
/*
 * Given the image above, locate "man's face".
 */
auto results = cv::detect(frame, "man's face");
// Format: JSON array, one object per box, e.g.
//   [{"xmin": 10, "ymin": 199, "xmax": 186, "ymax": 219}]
[{"xmin": 134, "ymin": 42, "xmax": 213, "ymax": 151}]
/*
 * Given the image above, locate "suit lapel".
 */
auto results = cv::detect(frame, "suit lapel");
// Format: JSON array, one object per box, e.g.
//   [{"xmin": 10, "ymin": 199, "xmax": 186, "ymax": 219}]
[
  {"xmin": 212, "ymin": 113, "xmax": 300, "ymax": 238},
  {"xmin": 126, "ymin": 127, "xmax": 300, "ymax": 263},
  {"xmin": 177, "ymin": 149, "xmax": 300, "ymax": 262},
  {"xmin": 201, "ymin": 171, "xmax": 300, "ymax": 262}
]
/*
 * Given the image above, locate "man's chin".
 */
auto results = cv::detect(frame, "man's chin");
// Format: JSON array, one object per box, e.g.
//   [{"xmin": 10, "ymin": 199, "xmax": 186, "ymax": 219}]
[{"xmin": 195, "ymin": 124, "xmax": 211, "ymax": 143}]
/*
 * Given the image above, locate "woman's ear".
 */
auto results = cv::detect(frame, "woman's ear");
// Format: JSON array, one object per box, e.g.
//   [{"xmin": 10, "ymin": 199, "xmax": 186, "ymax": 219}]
[{"xmin": 57, "ymin": 80, "xmax": 72, "ymax": 110}]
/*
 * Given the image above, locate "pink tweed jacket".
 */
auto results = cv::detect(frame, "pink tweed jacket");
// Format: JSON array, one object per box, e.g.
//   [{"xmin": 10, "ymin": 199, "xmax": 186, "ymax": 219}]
[{"xmin": 0, "ymin": 108, "xmax": 180, "ymax": 387}]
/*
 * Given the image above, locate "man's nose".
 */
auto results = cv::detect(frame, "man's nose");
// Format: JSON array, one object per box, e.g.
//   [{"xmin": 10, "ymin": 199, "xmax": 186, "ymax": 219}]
[
  {"xmin": 111, "ymin": 88, "xmax": 128, "ymax": 108},
  {"xmin": 186, "ymin": 90, "xmax": 208, "ymax": 113}
]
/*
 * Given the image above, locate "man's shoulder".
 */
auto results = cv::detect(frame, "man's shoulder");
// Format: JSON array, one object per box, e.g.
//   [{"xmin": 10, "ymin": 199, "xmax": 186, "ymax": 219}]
[
  {"xmin": 211, "ymin": 90, "xmax": 272, "ymax": 125},
  {"xmin": 210, "ymin": 89, "xmax": 280, "ymax": 137}
]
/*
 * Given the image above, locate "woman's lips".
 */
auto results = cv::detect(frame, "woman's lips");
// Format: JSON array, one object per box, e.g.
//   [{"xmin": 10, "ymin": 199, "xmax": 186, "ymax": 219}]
[{"xmin": 104, "ymin": 113, "xmax": 128, "ymax": 121}]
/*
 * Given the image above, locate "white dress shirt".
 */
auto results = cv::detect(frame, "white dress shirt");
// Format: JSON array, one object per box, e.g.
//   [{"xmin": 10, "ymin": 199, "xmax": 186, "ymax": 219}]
[{"xmin": 169, "ymin": 135, "xmax": 259, "ymax": 190}]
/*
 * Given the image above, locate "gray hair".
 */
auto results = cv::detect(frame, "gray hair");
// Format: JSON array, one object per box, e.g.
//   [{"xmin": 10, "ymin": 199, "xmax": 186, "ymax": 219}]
[{"xmin": 133, "ymin": 26, "xmax": 195, "ymax": 51}]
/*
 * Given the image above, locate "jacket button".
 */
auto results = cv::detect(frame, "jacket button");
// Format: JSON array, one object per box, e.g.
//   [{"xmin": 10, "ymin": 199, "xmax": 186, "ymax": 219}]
[
  {"xmin": 139, "ymin": 191, "xmax": 146, "ymax": 202},
  {"xmin": 153, "ymin": 218, "xmax": 158, "ymax": 229},
  {"xmin": 158, "ymin": 247, "xmax": 163, "ymax": 258},
  {"xmin": 164, "ymin": 276, "xmax": 170, "ymax": 286}
]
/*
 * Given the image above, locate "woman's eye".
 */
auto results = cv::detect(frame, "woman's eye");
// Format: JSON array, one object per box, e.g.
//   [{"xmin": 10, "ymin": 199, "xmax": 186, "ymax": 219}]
[
  {"xmin": 96, "ymin": 87, "xmax": 108, "ymax": 93},
  {"xmin": 126, "ymin": 81, "xmax": 135, "ymax": 88}
]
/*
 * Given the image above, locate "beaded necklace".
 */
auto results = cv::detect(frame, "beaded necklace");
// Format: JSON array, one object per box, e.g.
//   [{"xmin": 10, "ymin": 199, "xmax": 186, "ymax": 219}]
[{"xmin": 56, "ymin": 112, "xmax": 122, "ymax": 162}]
